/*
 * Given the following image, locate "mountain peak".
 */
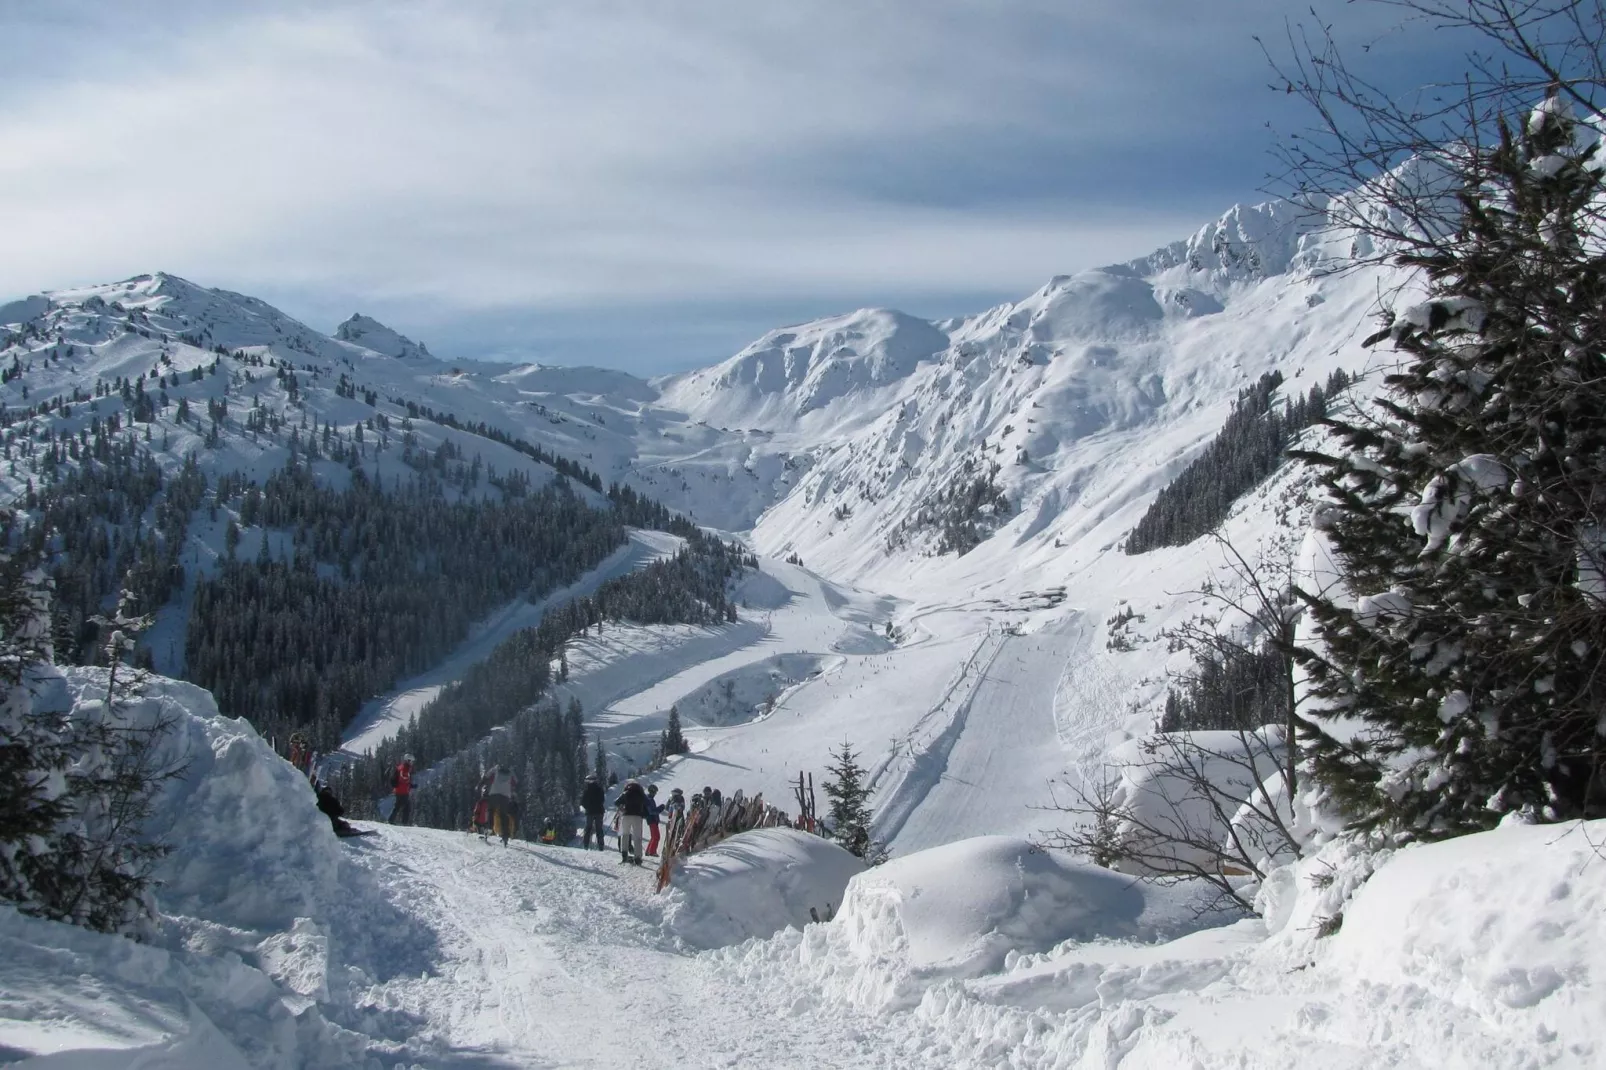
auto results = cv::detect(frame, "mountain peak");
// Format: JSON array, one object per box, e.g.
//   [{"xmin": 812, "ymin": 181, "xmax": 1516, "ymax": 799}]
[{"xmin": 334, "ymin": 314, "xmax": 433, "ymax": 360}]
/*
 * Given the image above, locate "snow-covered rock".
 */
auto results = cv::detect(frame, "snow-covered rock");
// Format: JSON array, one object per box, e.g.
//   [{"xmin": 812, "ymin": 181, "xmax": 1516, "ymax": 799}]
[
  {"xmin": 662, "ymin": 827, "xmax": 864, "ymax": 948},
  {"xmin": 333, "ymin": 312, "xmax": 433, "ymax": 360}
]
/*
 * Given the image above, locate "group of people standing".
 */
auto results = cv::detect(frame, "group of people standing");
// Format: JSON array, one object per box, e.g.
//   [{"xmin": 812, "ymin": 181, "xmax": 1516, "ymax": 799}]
[{"xmin": 578, "ymin": 775, "xmax": 702, "ymax": 864}]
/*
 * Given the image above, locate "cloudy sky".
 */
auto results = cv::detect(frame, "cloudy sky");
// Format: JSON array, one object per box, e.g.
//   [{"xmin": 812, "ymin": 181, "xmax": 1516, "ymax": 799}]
[{"xmin": 0, "ymin": 1, "xmax": 1443, "ymax": 373}]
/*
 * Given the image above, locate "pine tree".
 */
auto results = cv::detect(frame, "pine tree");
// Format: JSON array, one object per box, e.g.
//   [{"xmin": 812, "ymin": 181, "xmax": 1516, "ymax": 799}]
[
  {"xmin": 663, "ymin": 705, "xmax": 687, "ymax": 756},
  {"xmin": 0, "ymin": 557, "xmax": 173, "ymax": 933},
  {"xmin": 0, "ymin": 554, "xmax": 74, "ymax": 919},
  {"xmin": 1295, "ymin": 92, "xmax": 1606, "ymax": 838},
  {"xmin": 822, "ymin": 742, "xmax": 884, "ymax": 862},
  {"xmin": 592, "ymin": 734, "xmax": 608, "ymax": 786}
]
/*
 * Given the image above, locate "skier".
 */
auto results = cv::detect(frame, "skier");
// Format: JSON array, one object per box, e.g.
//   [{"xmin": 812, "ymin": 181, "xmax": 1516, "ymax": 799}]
[
  {"xmin": 480, "ymin": 763, "xmax": 518, "ymax": 846},
  {"xmin": 644, "ymin": 783, "xmax": 663, "ymax": 857},
  {"xmin": 616, "ymin": 778, "xmax": 648, "ymax": 865},
  {"xmin": 390, "ymin": 754, "xmax": 415, "ymax": 825},
  {"xmin": 581, "ymin": 773, "xmax": 607, "ymax": 850}
]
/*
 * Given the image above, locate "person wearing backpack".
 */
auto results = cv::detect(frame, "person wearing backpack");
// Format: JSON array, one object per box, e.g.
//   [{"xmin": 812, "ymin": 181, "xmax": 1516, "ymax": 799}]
[
  {"xmin": 616, "ymin": 779, "xmax": 648, "ymax": 865},
  {"xmin": 390, "ymin": 755, "xmax": 415, "ymax": 825}
]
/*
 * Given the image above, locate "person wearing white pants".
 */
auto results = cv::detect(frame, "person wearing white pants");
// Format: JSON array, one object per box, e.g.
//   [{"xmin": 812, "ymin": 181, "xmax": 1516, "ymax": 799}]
[
  {"xmin": 619, "ymin": 814, "xmax": 644, "ymax": 864},
  {"xmin": 615, "ymin": 779, "xmax": 648, "ymax": 865}
]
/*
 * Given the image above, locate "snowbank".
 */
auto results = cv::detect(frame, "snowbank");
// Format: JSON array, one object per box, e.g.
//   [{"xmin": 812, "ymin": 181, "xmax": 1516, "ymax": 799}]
[
  {"xmin": 0, "ymin": 668, "xmax": 436, "ymax": 1068},
  {"xmin": 843, "ymin": 837, "xmax": 1145, "ymax": 980},
  {"xmin": 47, "ymin": 668, "xmax": 345, "ymax": 932},
  {"xmin": 725, "ymin": 836, "xmax": 1148, "ymax": 1012},
  {"xmin": 1322, "ymin": 820, "xmax": 1605, "ymax": 1059},
  {"xmin": 663, "ymin": 828, "xmax": 864, "ymax": 948}
]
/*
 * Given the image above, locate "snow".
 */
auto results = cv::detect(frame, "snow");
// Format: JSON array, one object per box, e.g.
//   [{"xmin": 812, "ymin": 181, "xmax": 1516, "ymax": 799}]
[
  {"xmin": 5, "ymin": 187, "xmax": 1602, "ymax": 1065},
  {"xmin": 662, "ymin": 827, "xmax": 865, "ymax": 948},
  {"xmin": 827, "ymin": 836, "xmax": 1147, "ymax": 995},
  {"xmin": 4, "ymin": 668, "xmax": 1601, "ymax": 1067},
  {"xmin": 1107, "ymin": 727, "xmax": 1289, "ymax": 875}
]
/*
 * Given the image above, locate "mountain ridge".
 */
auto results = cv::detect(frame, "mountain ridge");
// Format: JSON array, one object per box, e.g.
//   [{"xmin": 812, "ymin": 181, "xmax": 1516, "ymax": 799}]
[{"xmin": 0, "ymin": 194, "xmax": 1384, "ymax": 588}]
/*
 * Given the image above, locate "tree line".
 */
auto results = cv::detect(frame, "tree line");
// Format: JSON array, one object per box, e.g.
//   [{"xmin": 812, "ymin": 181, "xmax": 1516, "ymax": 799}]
[{"xmin": 1125, "ymin": 368, "xmax": 1350, "ymax": 554}]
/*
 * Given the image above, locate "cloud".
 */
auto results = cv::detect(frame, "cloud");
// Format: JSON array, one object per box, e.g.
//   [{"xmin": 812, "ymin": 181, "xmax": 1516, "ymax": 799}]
[{"xmin": 0, "ymin": 1, "xmax": 1445, "ymax": 368}]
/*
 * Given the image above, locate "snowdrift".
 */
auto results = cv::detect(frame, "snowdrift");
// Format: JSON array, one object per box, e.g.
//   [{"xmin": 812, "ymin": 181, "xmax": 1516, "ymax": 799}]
[
  {"xmin": 841, "ymin": 837, "xmax": 1145, "ymax": 982},
  {"xmin": 663, "ymin": 828, "xmax": 864, "ymax": 948},
  {"xmin": 723, "ymin": 836, "xmax": 1149, "ymax": 1013},
  {"xmin": 1315, "ymin": 820, "xmax": 1605, "ymax": 1062},
  {"xmin": 0, "ymin": 668, "xmax": 434, "ymax": 1068}
]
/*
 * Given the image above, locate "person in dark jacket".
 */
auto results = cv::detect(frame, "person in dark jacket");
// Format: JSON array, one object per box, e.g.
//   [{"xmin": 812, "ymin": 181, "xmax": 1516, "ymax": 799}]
[
  {"xmin": 315, "ymin": 780, "xmax": 359, "ymax": 837},
  {"xmin": 616, "ymin": 779, "xmax": 648, "ymax": 865},
  {"xmin": 644, "ymin": 784, "xmax": 663, "ymax": 857},
  {"xmin": 581, "ymin": 773, "xmax": 607, "ymax": 850}
]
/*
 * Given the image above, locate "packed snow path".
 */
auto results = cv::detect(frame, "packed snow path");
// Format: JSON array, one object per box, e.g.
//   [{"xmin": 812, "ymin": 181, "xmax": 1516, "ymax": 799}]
[{"xmin": 349, "ymin": 825, "xmax": 914, "ymax": 1069}]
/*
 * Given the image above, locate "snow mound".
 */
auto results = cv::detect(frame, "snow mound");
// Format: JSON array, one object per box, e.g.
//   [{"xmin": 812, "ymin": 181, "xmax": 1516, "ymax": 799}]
[
  {"xmin": 845, "ymin": 837, "xmax": 1145, "ymax": 978},
  {"xmin": 1328, "ymin": 820, "xmax": 1605, "ymax": 1023},
  {"xmin": 52, "ymin": 668, "xmax": 343, "ymax": 932},
  {"xmin": 663, "ymin": 828, "xmax": 864, "ymax": 948},
  {"xmin": 731, "ymin": 836, "xmax": 1150, "ymax": 1013}
]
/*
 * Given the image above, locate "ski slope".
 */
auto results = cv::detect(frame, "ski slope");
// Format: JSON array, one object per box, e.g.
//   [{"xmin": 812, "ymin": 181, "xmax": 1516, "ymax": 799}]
[
  {"xmin": 886, "ymin": 615, "xmax": 1089, "ymax": 853},
  {"xmin": 341, "ymin": 528, "xmax": 685, "ymax": 757}
]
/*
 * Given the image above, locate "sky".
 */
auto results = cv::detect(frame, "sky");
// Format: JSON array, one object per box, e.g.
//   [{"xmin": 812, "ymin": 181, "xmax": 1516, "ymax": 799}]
[{"xmin": 0, "ymin": 1, "xmax": 1452, "ymax": 374}]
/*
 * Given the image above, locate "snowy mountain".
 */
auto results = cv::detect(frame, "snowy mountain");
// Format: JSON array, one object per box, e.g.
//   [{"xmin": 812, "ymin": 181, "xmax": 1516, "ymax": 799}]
[{"xmin": 0, "ymin": 196, "xmax": 1378, "ymax": 579}]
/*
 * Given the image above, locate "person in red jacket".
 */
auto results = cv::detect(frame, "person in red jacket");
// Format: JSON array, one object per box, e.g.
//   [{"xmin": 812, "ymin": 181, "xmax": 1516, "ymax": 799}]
[{"xmin": 390, "ymin": 754, "xmax": 415, "ymax": 825}]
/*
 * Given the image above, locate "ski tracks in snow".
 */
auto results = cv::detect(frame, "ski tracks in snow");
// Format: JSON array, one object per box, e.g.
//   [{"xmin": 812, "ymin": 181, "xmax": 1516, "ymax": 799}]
[{"xmin": 885, "ymin": 615, "xmax": 1089, "ymax": 854}]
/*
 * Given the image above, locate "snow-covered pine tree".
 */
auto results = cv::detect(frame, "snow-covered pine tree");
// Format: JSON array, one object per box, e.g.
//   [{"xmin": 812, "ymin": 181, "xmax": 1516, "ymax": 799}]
[
  {"xmin": 1295, "ymin": 92, "xmax": 1606, "ymax": 838},
  {"xmin": 0, "ymin": 553, "xmax": 75, "ymax": 920},
  {"xmin": 592, "ymin": 734, "xmax": 608, "ymax": 785},
  {"xmin": 0, "ymin": 556, "xmax": 173, "ymax": 933}
]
